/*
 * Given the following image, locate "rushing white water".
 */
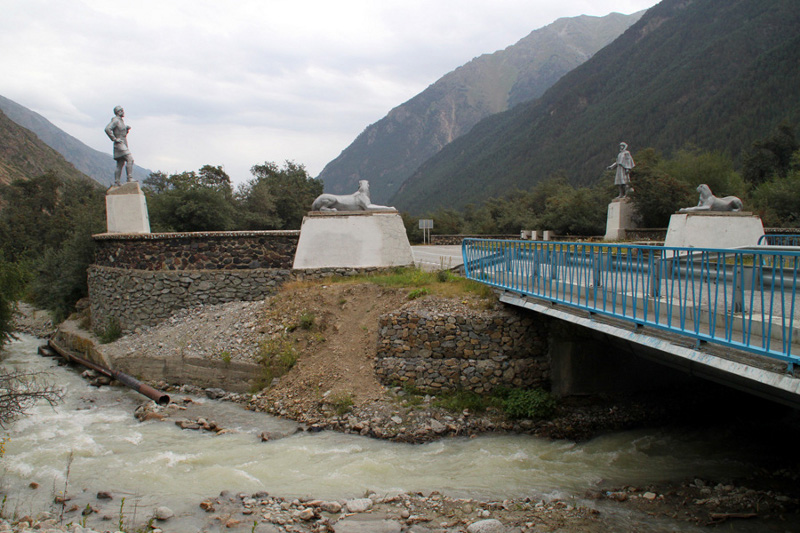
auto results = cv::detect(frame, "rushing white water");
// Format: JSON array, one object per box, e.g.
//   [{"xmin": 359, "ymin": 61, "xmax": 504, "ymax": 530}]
[{"xmin": 0, "ymin": 334, "xmax": 754, "ymax": 528}]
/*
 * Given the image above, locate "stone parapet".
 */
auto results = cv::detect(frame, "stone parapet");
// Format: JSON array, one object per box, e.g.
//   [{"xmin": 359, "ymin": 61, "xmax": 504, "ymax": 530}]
[
  {"xmin": 93, "ymin": 230, "xmax": 300, "ymax": 270},
  {"xmin": 375, "ymin": 298, "xmax": 550, "ymax": 393},
  {"xmin": 430, "ymin": 234, "xmax": 517, "ymax": 245}
]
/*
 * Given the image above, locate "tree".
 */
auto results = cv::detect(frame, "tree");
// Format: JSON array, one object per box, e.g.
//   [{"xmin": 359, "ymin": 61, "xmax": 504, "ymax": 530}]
[
  {"xmin": 751, "ymin": 160, "xmax": 800, "ymax": 227},
  {"xmin": 143, "ymin": 166, "xmax": 237, "ymax": 232},
  {"xmin": 0, "ymin": 370, "xmax": 63, "ymax": 427},
  {"xmin": 242, "ymin": 161, "xmax": 322, "ymax": 230},
  {"xmin": 0, "ymin": 257, "xmax": 29, "ymax": 351},
  {"xmin": 629, "ymin": 148, "xmax": 694, "ymax": 228},
  {"xmin": 537, "ymin": 186, "xmax": 607, "ymax": 235},
  {"xmin": 660, "ymin": 147, "xmax": 745, "ymax": 199},
  {"xmin": 742, "ymin": 123, "xmax": 799, "ymax": 187},
  {"xmin": 0, "ymin": 172, "xmax": 105, "ymax": 323}
]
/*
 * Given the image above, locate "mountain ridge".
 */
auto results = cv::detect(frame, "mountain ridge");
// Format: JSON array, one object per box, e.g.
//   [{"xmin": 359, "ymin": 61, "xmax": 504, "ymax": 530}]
[
  {"xmin": 391, "ymin": 0, "xmax": 800, "ymax": 214},
  {"xmin": 0, "ymin": 108, "xmax": 95, "ymax": 187},
  {"xmin": 317, "ymin": 11, "xmax": 644, "ymax": 204}
]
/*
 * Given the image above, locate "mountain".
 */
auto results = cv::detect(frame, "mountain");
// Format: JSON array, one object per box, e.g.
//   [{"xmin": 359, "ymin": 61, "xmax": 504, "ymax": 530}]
[
  {"xmin": 0, "ymin": 108, "xmax": 95, "ymax": 186},
  {"xmin": 317, "ymin": 11, "xmax": 644, "ymax": 204},
  {"xmin": 0, "ymin": 95, "xmax": 151, "ymax": 187},
  {"xmin": 392, "ymin": 0, "xmax": 800, "ymax": 214}
]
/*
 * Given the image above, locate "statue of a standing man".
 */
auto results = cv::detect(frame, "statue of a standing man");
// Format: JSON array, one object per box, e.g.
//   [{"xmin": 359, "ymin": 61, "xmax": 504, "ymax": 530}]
[
  {"xmin": 105, "ymin": 106, "xmax": 134, "ymax": 186},
  {"xmin": 607, "ymin": 142, "xmax": 635, "ymax": 199}
]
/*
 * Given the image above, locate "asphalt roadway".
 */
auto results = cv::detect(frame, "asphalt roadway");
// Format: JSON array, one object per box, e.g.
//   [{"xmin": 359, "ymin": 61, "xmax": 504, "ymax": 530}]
[{"xmin": 411, "ymin": 245, "xmax": 463, "ymax": 271}]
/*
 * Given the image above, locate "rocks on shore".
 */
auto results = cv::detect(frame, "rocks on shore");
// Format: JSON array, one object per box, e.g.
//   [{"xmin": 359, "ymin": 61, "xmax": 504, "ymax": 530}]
[{"xmin": 194, "ymin": 490, "xmax": 596, "ymax": 533}]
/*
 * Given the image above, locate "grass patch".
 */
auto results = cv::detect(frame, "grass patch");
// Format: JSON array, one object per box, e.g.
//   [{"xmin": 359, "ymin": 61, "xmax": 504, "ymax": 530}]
[
  {"xmin": 327, "ymin": 391, "xmax": 354, "ymax": 415},
  {"xmin": 252, "ymin": 336, "xmax": 298, "ymax": 391},
  {"xmin": 500, "ymin": 387, "xmax": 557, "ymax": 420},
  {"xmin": 433, "ymin": 389, "xmax": 500, "ymax": 414},
  {"xmin": 430, "ymin": 387, "xmax": 558, "ymax": 420},
  {"xmin": 96, "ymin": 316, "xmax": 122, "ymax": 344},
  {"xmin": 287, "ymin": 311, "xmax": 316, "ymax": 332},
  {"xmin": 332, "ymin": 266, "xmax": 497, "ymax": 301},
  {"xmin": 407, "ymin": 288, "xmax": 430, "ymax": 300}
]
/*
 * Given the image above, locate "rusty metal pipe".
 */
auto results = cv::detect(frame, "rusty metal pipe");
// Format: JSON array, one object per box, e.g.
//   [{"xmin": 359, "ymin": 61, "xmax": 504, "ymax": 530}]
[{"xmin": 48, "ymin": 340, "xmax": 170, "ymax": 406}]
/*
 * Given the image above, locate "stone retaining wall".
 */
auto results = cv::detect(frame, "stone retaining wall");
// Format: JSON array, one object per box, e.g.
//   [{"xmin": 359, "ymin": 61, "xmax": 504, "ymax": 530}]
[
  {"xmin": 375, "ymin": 299, "xmax": 550, "ymax": 393},
  {"xmin": 89, "ymin": 231, "xmax": 301, "ymax": 332},
  {"xmin": 88, "ymin": 231, "xmax": 413, "ymax": 332},
  {"xmin": 430, "ymin": 234, "xmax": 517, "ymax": 245},
  {"xmin": 88, "ymin": 265, "xmax": 292, "ymax": 331}
]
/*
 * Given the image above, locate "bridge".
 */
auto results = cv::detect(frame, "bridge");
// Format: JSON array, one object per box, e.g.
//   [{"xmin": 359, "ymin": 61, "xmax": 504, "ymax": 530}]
[{"xmin": 459, "ymin": 238, "xmax": 800, "ymax": 408}]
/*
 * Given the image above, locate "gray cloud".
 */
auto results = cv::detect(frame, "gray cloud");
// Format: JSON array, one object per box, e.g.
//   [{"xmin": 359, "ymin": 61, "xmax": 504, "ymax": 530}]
[{"xmin": 0, "ymin": 0, "xmax": 656, "ymax": 183}]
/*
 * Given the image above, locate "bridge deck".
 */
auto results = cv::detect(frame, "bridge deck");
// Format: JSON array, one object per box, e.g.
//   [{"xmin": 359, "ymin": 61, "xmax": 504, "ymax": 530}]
[{"xmin": 462, "ymin": 238, "xmax": 800, "ymax": 405}]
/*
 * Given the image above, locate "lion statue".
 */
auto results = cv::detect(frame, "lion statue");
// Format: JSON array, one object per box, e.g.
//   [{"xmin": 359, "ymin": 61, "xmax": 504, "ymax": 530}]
[
  {"xmin": 311, "ymin": 180, "xmax": 394, "ymax": 212},
  {"xmin": 679, "ymin": 184, "xmax": 743, "ymax": 213}
]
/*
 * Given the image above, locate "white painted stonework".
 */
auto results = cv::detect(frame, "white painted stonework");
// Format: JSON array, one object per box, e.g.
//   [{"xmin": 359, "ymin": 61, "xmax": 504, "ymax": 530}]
[
  {"xmin": 105, "ymin": 181, "xmax": 151, "ymax": 234},
  {"xmin": 293, "ymin": 211, "xmax": 414, "ymax": 269},
  {"xmin": 664, "ymin": 212, "xmax": 764, "ymax": 249},
  {"xmin": 604, "ymin": 199, "xmax": 636, "ymax": 241}
]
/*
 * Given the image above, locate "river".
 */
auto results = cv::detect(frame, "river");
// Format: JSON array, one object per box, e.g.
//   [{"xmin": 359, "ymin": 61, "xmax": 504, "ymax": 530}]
[{"xmin": 0, "ymin": 334, "xmax": 794, "ymax": 532}]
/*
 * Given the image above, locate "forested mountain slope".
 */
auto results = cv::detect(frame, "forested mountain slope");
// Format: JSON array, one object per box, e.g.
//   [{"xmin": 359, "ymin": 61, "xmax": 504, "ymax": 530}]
[
  {"xmin": 318, "ymin": 11, "xmax": 643, "ymax": 204},
  {"xmin": 392, "ymin": 0, "xmax": 800, "ymax": 214},
  {"xmin": 0, "ymin": 108, "xmax": 94, "ymax": 186}
]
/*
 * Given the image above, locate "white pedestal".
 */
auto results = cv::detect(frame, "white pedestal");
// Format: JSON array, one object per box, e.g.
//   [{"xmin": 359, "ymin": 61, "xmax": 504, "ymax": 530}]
[
  {"xmin": 604, "ymin": 199, "xmax": 635, "ymax": 241},
  {"xmin": 664, "ymin": 212, "xmax": 764, "ymax": 249},
  {"xmin": 105, "ymin": 182, "xmax": 151, "ymax": 234},
  {"xmin": 293, "ymin": 211, "xmax": 414, "ymax": 269}
]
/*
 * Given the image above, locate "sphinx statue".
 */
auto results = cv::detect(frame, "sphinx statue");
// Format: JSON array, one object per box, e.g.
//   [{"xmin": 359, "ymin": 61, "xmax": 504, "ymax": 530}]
[
  {"xmin": 311, "ymin": 180, "xmax": 394, "ymax": 212},
  {"xmin": 679, "ymin": 184, "xmax": 743, "ymax": 213}
]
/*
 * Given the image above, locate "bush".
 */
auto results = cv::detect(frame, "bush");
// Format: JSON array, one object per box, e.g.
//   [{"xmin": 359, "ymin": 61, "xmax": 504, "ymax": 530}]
[
  {"xmin": 502, "ymin": 388, "xmax": 557, "ymax": 420},
  {"xmin": 328, "ymin": 391, "xmax": 354, "ymax": 415},
  {"xmin": 433, "ymin": 389, "xmax": 496, "ymax": 413},
  {"xmin": 253, "ymin": 336, "xmax": 298, "ymax": 391},
  {"xmin": 96, "ymin": 316, "xmax": 122, "ymax": 344}
]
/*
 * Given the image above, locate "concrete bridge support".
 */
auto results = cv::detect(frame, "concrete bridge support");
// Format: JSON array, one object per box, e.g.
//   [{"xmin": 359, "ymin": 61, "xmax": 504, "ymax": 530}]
[{"xmin": 548, "ymin": 321, "xmax": 690, "ymax": 397}]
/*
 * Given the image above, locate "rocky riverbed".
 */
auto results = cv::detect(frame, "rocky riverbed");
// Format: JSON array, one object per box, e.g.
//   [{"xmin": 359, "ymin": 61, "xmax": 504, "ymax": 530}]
[{"xmin": 8, "ymin": 288, "xmax": 800, "ymax": 532}]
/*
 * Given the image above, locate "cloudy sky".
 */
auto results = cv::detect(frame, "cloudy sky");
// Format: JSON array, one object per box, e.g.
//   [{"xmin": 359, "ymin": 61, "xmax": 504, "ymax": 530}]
[{"xmin": 0, "ymin": 0, "xmax": 656, "ymax": 186}]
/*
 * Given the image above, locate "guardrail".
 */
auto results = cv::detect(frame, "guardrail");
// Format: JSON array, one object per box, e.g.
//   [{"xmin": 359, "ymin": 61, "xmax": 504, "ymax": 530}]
[
  {"xmin": 462, "ymin": 238, "xmax": 800, "ymax": 369},
  {"xmin": 758, "ymin": 234, "xmax": 800, "ymax": 247}
]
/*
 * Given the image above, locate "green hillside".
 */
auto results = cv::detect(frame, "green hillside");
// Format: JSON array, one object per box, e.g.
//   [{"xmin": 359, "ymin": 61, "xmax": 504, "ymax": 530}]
[
  {"xmin": 317, "ymin": 12, "xmax": 643, "ymax": 204},
  {"xmin": 0, "ymin": 108, "xmax": 95, "ymax": 187},
  {"xmin": 392, "ymin": 0, "xmax": 800, "ymax": 214}
]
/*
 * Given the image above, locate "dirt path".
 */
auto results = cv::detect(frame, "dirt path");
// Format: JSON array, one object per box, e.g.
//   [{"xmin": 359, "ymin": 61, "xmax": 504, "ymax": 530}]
[{"xmin": 257, "ymin": 281, "xmax": 408, "ymax": 407}]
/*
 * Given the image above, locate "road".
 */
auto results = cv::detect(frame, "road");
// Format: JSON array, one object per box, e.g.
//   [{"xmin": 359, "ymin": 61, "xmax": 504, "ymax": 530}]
[{"xmin": 411, "ymin": 245, "xmax": 463, "ymax": 271}]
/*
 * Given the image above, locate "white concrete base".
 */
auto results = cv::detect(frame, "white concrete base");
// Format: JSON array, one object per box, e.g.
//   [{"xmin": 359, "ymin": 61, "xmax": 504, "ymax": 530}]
[
  {"xmin": 105, "ymin": 181, "xmax": 151, "ymax": 234},
  {"xmin": 293, "ymin": 211, "xmax": 414, "ymax": 269},
  {"xmin": 664, "ymin": 212, "xmax": 764, "ymax": 249},
  {"xmin": 604, "ymin": 199, "xmax": 636, "ymax": 241}
]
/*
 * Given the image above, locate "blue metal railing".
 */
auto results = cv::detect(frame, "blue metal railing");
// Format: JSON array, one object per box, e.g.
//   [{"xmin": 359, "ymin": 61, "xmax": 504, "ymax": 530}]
[
  {"xmin": 462, "ymin": 238, "xmax": 800, "ymax": 369},
  {"xmin": 758, "ymin": 234, "xmax": 800, "ymax": 247}
]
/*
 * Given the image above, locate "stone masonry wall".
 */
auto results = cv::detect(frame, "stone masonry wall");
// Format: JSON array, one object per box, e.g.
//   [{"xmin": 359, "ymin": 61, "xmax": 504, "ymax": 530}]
[
  {"xmin": 430, "ymin": 234, "xmax": 517, "ymax": 245},
  {"xmin": 88, "ymin": 265, "xmax": 292, "ymax": 331},
  {"xmin": 376, "ymin": 298, "xmax": 550, "ymax": 393},
  {"xmin": 93, "ymin": 231, "xmax": 299, "ymax": 270},
  {"xmin": 89, "ymin": 231, "xmax": 300, "ymax": 332}
]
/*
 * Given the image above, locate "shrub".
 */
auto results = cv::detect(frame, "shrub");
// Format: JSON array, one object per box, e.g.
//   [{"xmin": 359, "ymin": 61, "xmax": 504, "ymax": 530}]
[
  {"xmin": 96, "ymin": 316, "xmax": 122, "ymax": 344},
  {"xmin": 502, "ymin": 388, "xmax": 557, "ymax": 420},
  {"xmin": 433, "ymin": 389, "xmax": 495, "ymax": 413},
  {"xmin": 328, "ymin": 391, "xmax": 354, "ymax": 415},
  {"xmin": 253, "ymin": 336, "xmax": 298, "ymax": 391},
  {"xmin": 407, "ymin": 288, "xmax": 430, "ymax": 300}
]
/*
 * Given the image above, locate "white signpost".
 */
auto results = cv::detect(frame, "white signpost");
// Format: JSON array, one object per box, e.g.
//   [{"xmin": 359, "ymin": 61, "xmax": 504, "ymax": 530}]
[{"xmin": 419, "ymin": 219, "xmax": 434, "ymax": 244}]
